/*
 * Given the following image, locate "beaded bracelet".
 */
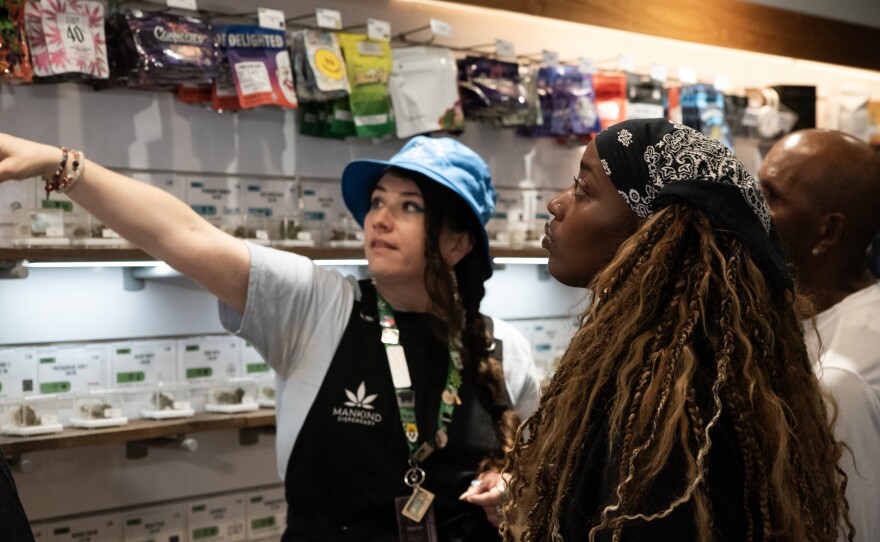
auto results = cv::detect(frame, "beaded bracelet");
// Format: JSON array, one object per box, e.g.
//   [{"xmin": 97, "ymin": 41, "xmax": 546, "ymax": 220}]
[
  {"xmin": 42, "ymin": 147, "xmax": 86, "ymax": 196},
  {"xmin": 58, "ymin": 150, "xmax": 85, "ymax": 193},
  {"xmin": 43, "ymin": 146, "xmax": 68, "ymax": 198}
]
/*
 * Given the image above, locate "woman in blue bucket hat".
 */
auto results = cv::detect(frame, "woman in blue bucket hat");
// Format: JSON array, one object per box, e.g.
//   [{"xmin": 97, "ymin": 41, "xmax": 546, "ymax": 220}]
[
  {"xmin": 500, "ymin": 119, "xmax": 851, "ymax": 542},
  {"xmin": 0, "ymin": 132, "xmax": 540, "ymax": 541}
]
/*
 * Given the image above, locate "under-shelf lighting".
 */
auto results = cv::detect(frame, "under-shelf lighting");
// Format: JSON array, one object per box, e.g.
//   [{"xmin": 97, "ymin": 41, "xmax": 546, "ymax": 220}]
[
  {"xmin": 23, "ymin": 260, "xmax": 168, "ymax": 269},
  {"xmin": 492, "ymin": 257, "xmax": 549, "ymax": 265},
  {"xmin": 313, "ymin": 259, "xmax": 369, "ymax": 266}
]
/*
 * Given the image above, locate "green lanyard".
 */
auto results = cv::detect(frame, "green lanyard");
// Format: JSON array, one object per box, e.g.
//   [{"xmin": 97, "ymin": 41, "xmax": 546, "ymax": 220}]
[{"xmin": 375, "ymin": 289, "xmax": 463, "ymax": 469}]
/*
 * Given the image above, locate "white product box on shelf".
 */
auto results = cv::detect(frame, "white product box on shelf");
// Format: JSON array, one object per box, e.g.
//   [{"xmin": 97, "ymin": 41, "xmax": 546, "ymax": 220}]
[
  {"xmin": 0, "ymin": 177, "xmax": 35, "ymax": 244},
  {"xmin": 242, "ymin": 178, "xmax": 298, "ymax": 221},
  {"xmin": 254, "ymin": 376, "xmax": 276, "ymax": 409},
  {"xmin": 299, "ymin": 180, "xmax": 337, "ymax": 246},
  {"xmin": 0, "ymin": 347, "xmax": 38, "ymax": 398},
  {"xmin": 70, "ymin": 389, "xmax": 129, "ymax": 429},
  {"xmin": 487, "ymin": 187, "xmax": 520, "ymax": 248},
  {"xmin": 32, "ymin": 512, "xmax": 122, "ymax": 541},
  {"xmin": 109, "ymin": 340, "xmax": 177, "ymax": 388},
  {"xmin": 327, "ymin": 212, "xmax": 364, "ymax": 248},
  {"xmin": 139, "ymin": 382, "xmax": 195, "ymax": 419},
  {"xmin": 240, "ymin": 341, "xmax": 276, "ymax": 408},
  {"xmin": 69, "ymin": 213, "xmax": 133, "ymax": 248},
  {"xmin": 203, "ymin": 378, "xmax": 259, "ymax": 414},
  {"xmin": 11, "ymin": 208, "xmax": 71, "ymax": 247},
  {"xmin": 1, "ymin": 394, "xmax": 64, "ymax": 436},
  {"xmin": 121, "ymin": 503, "xmax": 186, "ymax": 542},
  {"xmin": 188, "ymin": 493, "xmax": 247, "ymax": 542},
  {"xmin": 270, "ymin": 215, "xmax": 315, "ymax": 247},
  {"xmin": 185, "ymin": 176, "xmax": 241, "ymax": 220},
  {"xmin": 36, "ymin": 344, "xmax": 110, "ymax": 395},
  {"xmin": 245, "ymin": 486, "xmax": 287, "ymax": 540},
  {"xmin": 178, "ymin": 336, "xmax": 241, "ymax": 385}
]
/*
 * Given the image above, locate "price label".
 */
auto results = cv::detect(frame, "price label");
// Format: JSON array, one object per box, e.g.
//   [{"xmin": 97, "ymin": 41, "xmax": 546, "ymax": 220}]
[
  {"xmin": 430, "ymin": 18, "xmax": 453, "ymax": 38},
  {"xmin": 258, "ymin": 8, "xmax": 286, "ymax": 31},
  {"xmin": 541, "ymin": 50, "xmax": 559, "ymax": 67},
  {"xmin": 368, "ymin": 18, "xmax": 391, "ymax": 42},
  {"xmin": 59, "ymin": 13, "xmax": 96, "ymax": 66},
  {"xmin": 578, "ymin": 56, "xmax": 596, "ymax": 74},
  {"xmin": 713, "ymin": 73, "xmax": 730, "ymax": 91},
  {"xmin": 166, "ymin": 0, "xmax": 197, "ymax": 10},
  {"xmin": 617, "ymin": 54, "xmax": 635, "ymax": 73},
  {"xmin": 679, "ymin": 66, "xmax": 698, "ymax": 85},
  {"xmin": 495, "ymin": 39, "xmax": 515, "ymax": 58},
  {"xmin": 650, "ymin": 63, "xmax": 668, "ymax": 83},
  {"xmin": 316, "ymin": 8, "xmax": 342, "ymax": 30}
]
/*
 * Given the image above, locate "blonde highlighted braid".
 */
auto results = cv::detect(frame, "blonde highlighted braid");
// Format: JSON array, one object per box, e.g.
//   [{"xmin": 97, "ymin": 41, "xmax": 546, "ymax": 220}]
[{"xmin": 501, "ymin": 205, "xmax": 851, "ymax": 542}]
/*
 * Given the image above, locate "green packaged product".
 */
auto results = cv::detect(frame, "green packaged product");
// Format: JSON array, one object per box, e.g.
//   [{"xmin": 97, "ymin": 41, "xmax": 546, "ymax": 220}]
[{"xmin": 337, "ymin": 33, "xmax": 394, "ymax": 138}]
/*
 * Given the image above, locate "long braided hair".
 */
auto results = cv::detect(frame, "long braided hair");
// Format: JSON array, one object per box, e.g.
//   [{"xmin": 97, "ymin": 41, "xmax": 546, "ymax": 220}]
[
  {"xmin": 389, "ymin": 166, "xmax": 520, "ymax": 469},
  {"xmin": 502, "ymin": 204, "xmax": 851, "ymax": 541}
]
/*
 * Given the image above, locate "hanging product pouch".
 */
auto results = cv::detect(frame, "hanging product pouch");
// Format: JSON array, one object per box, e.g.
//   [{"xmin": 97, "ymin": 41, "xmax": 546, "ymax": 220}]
[
  {"xmin": 24, "ymin": 0, "xmax": 108, "ymax": 80},
  {"xmin": 388, "ymin": 46, "xmax": 463, "ymax": 138},
  {"xmin": 550, "ymin": 66, "xmax": 601, "ymax": 136},
  {"xmin": 626, "ymin": 73, "xmax": 664, "ymax": 119},
  {"xmin": 224, "ymin": 25, "xmax": 297, "ymax": 109},
  {"xmin": 301, "ymin": 29, "xmax": 350, "ymax": 98},
  {"xmin": 458, "ymin": 56, "xmax": 528, "ymax": 125},
  {"xmin": 337, "ymin": 32, "xmax": 394, "ymax": 138},
  {"xmin": 210, "ymin": 24, "xmax": 242, "ymax": 112},
  {"xmin": 127, "ymin": 10, "xmax": 216, "ymax": 88},
  {"xmin": 291, "ymin": 30, "xmax": 346, "ymax": 102},
  {"xmin": 0, "ymin": 0, "xmax": 33, "ymax": 82},
  {"xmin": 593, "ymin": 72, "xmax": 627, "ymax": 130},
  {"xmin": 329, "ymin": 97, "xmax": 357, "ymax": 138},
  {"xmin": 680, "ymin": 84, "xmax": 734, "ymax": 150}
]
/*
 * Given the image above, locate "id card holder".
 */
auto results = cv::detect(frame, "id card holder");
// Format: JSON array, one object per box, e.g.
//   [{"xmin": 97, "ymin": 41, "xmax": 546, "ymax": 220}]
[{"xmin": 395, "ymin": 493, "xmax": 438, "ymax": 542}]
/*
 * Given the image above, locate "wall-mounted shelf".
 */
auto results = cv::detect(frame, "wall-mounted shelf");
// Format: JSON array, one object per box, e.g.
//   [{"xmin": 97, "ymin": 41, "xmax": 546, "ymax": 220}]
[
  {"xmin": 0, "ymin": 246, "xmax": 549, "ymax": 264},
  {"xmin": 0, "ymin": 410, "xmax": 275, "ymax": 459}
]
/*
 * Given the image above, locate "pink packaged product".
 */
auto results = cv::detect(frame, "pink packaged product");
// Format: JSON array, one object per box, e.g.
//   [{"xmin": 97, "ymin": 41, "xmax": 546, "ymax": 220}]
[
  {"xmin": 224, "ymin": 25, "xmax": 297, "ymax": 109},
  {"xmin": 24, "ymin": 0, "xmax": 108, "ymax": 80}
]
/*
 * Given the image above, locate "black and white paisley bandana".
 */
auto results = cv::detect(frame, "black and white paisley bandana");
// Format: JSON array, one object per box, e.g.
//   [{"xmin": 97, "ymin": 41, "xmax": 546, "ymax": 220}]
[{"xmin": 594, "ymin": 118, "xmax": 792, "ymax": 292}]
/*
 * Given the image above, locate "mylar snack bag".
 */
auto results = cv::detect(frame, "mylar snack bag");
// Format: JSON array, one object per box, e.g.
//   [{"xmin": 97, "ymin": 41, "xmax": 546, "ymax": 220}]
[
  {"xmin": 127, "ymin": 10, "xmax": 216, "ymax": 87},
  {"xmin": 337, "ymin": 32, "xmax": 394, "ymax": 138},
  {"xmin": 24, "ymin": 0, "xmax": 108, "ymax": 80},
  {"xmin": 388, "ymin": 46, "xmax": 463, "ymax": 138},
  {"xmin": 225, "ymin": 25, "xmax": 296, "ymax": 109},
  {"xmin": 0, "ymin": 0, "xmax": 33, "ymax": 82}
]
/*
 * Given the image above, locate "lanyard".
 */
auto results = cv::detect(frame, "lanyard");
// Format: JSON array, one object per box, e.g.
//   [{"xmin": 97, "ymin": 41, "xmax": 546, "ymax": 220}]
[{"xmin": 375, "ymin": 289, "xmax": 463, "ymax": 469}]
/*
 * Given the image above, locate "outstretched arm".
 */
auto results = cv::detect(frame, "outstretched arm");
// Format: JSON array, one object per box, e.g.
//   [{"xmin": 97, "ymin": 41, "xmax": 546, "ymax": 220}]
[{"xmin": 0, "ymin": 133, "xmax": 250, "ymax": 314}]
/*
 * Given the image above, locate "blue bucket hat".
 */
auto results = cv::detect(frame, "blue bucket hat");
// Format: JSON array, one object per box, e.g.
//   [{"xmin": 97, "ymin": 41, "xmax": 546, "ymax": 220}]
[{"xmin": 341, "ymin": 136, "xmax": 496, "ymax": 277}]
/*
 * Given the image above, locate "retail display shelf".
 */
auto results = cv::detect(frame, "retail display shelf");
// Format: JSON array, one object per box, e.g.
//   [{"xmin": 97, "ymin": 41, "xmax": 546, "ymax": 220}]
[
  {"xmin": 0, "ymin": 247, "xmax": 548, "ymax": 263},
  {"xmin": 0, "ymin": 410, "xmax": 276, "ymax": 457}
]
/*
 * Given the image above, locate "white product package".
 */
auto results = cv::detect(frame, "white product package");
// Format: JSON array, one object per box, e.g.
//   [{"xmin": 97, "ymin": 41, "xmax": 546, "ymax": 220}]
[{"xmin": 389, "ymin": 47, "xmax": 463, "ymax": 138}]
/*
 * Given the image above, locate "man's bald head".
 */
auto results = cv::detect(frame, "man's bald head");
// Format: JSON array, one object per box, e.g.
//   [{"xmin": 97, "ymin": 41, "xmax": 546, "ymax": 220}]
[{"xmin": 760, "ymin": 130, "xmax": 880, "ymax": 266}]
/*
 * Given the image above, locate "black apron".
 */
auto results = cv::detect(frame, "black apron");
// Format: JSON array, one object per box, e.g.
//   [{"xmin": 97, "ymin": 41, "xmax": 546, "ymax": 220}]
[
  {"xmin": 282, "ymin": 280, "xmax": 508, "ymax": 542},
  {"xmin": 0, "ymin": 452, "xmax": 35, "ymax": 542}
]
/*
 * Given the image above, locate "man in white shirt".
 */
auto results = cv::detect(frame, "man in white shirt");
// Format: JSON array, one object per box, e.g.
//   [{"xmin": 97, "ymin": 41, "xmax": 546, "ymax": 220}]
[{"xmin": 759, "ymin": 129, "xmax": 880, "ymax": 542}]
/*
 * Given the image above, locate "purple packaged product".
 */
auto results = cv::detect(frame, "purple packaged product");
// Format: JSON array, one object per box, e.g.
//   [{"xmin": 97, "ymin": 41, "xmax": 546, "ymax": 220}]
[
  {"xmin": 127, "ymin": 10, "xmax": 216, "ymax": 87},
  {"xmin": 522, "ymin": 66, "xmax": 600, "ymax": 137},
  {"xmin": 458, "ymin": 56, "xmax": 527, "ymax": 118}
]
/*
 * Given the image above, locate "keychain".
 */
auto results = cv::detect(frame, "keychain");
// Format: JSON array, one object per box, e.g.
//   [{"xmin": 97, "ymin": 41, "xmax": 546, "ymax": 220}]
[{"xmin": 401, "ymin": 463, "xmax": 435, "ymax": 523}]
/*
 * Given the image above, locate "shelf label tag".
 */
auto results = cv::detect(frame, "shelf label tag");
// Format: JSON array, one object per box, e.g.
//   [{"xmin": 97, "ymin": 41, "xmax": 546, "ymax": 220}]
[
  {"xmin": 258, "ymin": 8, "xmax": 286, "ymax": 31},
  {"xmin": 495, "ymin": 39, "xmax": 515, "ymax": 58},
  {"xmin": 316, "ymin": 8, "xmax": 342, "ymax": 30},
  {"xmin": 368, "ymin": 18, "xmax": 391, "ymax": 42},
  {"xmin": 542, "ymin": 50, "xmax": 559, "ymax": 67},
  {"xmin": 430, "ymin": 18, "xmax": 453, "ymax": 38},
  {"xmin": 166, "ymin": 0, "xmax": 197, "ymax": 10}
]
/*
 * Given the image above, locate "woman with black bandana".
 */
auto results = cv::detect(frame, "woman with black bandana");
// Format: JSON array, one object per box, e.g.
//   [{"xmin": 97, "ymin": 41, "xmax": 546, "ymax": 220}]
[{"xmin": 502, "ymin": 119, "xmax": 852, "ymax": 542}]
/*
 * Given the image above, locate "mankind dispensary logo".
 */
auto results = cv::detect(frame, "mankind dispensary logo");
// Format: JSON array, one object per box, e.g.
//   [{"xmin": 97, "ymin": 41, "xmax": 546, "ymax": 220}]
[{"xmin": 333, "ymin": 381, "xmax": 383, "ymax": 426}]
